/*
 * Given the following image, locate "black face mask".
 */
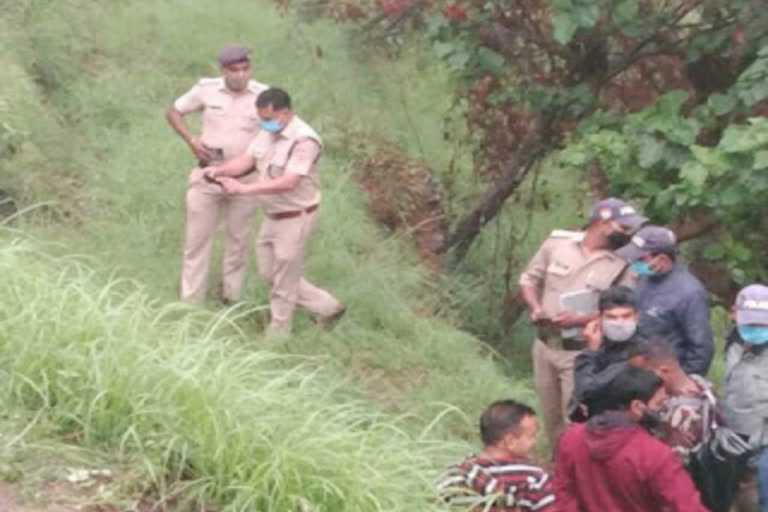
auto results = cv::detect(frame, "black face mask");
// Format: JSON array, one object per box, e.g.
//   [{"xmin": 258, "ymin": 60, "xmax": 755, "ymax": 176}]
[
  {"xmin": 638, "ymin": 409, "xmax": 663, "ymax": 432},
  {"xmin": 607, "ymin": 231, "xmax": 632, "ymax": 250}
]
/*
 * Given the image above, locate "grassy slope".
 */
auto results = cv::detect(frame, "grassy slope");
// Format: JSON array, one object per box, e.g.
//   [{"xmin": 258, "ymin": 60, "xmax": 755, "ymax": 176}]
[
  {"xmin": 0, "ymin": 240, "xmax": 461, "ymax": 511},
  {"xmin": 0, "ymin": 0, "xmax": 534, "ymax": 509}
]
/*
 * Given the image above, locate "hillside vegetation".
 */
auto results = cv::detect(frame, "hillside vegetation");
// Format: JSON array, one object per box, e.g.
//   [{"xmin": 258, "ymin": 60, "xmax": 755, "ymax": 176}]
[{"xmin": 0, "ymin": 0, "xmax": 534, "ymax": 509}]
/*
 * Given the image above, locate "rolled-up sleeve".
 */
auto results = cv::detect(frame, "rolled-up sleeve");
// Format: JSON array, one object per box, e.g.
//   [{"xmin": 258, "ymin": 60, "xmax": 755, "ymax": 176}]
[
  {"xmin": 519, "ymin": 239, "xmax": 552, "ymax": 289},
  {"xmin": 173, "ymin": 85, "xmax": 204, "ymax": 114},
  {"xmin": 285, "ymin": 139, "xmax": 320, "ymax": 176}
]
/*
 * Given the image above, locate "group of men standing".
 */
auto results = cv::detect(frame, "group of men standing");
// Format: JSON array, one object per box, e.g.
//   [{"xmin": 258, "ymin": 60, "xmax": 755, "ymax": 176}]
[
  {"xmin": 165, "ymin": 44, "xmax": 344, "ymax": 334},
  {"xmin": 440, "ymin": 197, "xmax": 768, "ymax": 511},
  {"xmin": 519, "ymin": 198, "xmax": 713, "ymax": 445}
]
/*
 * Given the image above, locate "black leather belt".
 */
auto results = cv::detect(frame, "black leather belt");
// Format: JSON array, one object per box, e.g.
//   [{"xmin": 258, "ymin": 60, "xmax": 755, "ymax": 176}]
[{"xmin": 537, "ymin": 325, "xmax": 584, "ymax": 351}]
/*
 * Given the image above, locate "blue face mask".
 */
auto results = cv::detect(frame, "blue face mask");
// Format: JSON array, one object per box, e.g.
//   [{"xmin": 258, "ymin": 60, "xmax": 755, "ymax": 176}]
[
  {"xmin": 260, "ymin": 119, "xmax": 283, "ymax": 133},
  {"xmin": 737, "ymin": 325, "xmax": 768, "ymax": 345},
  {"xmin": 631, "ymin": 260, "xmax": 656, "ymax": 276}
]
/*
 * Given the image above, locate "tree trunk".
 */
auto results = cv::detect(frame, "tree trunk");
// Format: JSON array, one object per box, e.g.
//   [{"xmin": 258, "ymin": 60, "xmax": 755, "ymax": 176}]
[
  {"xmin": 438, "ymin": 115, "xmax": 552, "ymax": 260},
  {"xmin": 587, "ymin": 159, "xmax": 608, "ymax": 201}
]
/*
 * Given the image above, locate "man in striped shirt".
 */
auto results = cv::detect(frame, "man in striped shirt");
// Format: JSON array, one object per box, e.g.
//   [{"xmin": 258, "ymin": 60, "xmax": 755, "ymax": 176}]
[{"xmin": 437, "ymin": 400, "xmax": 555, "ymax": 511}]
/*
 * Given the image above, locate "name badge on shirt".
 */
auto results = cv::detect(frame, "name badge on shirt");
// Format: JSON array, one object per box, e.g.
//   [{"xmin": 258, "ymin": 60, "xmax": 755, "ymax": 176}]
[{"xmin": 547, "ymin": 261, "xmax": 571, "ymax": 276}]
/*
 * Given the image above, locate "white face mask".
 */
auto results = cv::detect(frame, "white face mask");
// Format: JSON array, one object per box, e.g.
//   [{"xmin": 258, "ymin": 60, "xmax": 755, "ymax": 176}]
[{"xmin": 601, "ymin": 318, "xmax": 637, "ymax": 342}]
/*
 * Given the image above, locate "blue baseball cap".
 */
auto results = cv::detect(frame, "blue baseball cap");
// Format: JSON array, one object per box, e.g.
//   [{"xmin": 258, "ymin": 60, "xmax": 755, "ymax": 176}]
[
  {"xmin": 615, "ymin": 225, "xmax": 677, "ymax": 262},
  {"xmin": 588, "ymin": 198, "xmax": 648, "ymax": 228}
]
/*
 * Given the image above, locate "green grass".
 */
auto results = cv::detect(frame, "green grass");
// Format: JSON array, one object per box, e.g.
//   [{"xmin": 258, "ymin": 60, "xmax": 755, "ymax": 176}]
[{"xmin": 0, "ymin": 238, "xmax": 469, "ymax": 511}]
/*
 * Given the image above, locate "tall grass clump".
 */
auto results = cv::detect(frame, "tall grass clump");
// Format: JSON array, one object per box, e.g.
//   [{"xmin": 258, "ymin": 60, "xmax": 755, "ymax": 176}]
[{"xmin": 0, "ymin": 236, "xmax": 466, "ymax": 511}]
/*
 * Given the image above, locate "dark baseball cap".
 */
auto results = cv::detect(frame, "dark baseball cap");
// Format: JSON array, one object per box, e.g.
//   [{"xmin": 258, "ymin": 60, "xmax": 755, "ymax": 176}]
[
  {"xmin": 615, "ymin": 225, "xmax": 676, "ymax": 262},
  {"xmin": 217, "ymin": 44, "xmax": 251, "ymax": 66},
  {"xmin": 588, "ymin": 198, "xmax": 647, "ymax": 228},
  {"xmin": 735, "ymin": 284, "xmax": 768, "ymax": 325}
]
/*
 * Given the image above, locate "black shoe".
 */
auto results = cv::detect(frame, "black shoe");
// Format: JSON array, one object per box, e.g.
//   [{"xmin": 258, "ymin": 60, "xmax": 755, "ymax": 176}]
[{"xmin": 315, "ymin": 306, "xmax": 346, "ymax": 329}]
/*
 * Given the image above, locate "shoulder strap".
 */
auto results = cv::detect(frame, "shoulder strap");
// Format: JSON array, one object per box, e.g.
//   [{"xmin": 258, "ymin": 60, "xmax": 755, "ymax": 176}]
[
  {"xmin": 550, "ymin": 229, "xmax": 584, "ymax": 241},
  {"xmin": 286, "ymin": 136, "xmax": 322, "ymax": 164},
  {"xmin": 608, "ymin": 262, "xmax": 631, "ymax": 286}
]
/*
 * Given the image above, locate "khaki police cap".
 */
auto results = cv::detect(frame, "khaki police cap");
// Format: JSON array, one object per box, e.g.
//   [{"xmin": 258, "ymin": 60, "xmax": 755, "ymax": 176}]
[{"xmin": 217, "ymin": 44, "xmax": 251, "ymax": 66}]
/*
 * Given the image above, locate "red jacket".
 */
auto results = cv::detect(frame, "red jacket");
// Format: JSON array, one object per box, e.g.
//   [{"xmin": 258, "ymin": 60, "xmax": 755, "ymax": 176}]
[{"xmin": 554, "ymin": 413, "xmax": 710, "ymax": 512}]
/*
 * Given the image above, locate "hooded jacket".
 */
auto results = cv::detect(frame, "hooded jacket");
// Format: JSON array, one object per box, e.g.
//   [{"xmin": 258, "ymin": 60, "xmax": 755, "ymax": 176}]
[
  {"xmin": 568, "ymin": 334, "xmax": 646, "ymax": 421},
  {"xmin": 554, "ymin": 411, "xmax": 709, "ymax": 512}
]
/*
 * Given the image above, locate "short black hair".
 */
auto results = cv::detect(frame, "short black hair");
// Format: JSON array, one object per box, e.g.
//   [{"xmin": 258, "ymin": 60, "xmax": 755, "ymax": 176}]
[
  {"xmin": 598, "ymin": 285, "xmax": 636, "ymax": 312},
  {"xmin": 641, "ymin": 336, "xmax": 679, "ymax": 364},
  {"xmin": 479, "ymin": 400, "xmax": 535, "ymax": 445},
  {"xmin": 256, "ymin": 88, "xmax": 291, "ymax": 110},
  {"xmin": 589, "ymin": 367, "xmax": 663, "ymax": 414}
]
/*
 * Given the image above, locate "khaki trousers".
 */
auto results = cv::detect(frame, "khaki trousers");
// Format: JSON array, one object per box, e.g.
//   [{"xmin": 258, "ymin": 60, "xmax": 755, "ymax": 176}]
[
  {"xmin": 256, "ymin": 208, "xmax": 342, "ymax": 333},
  {"xmin": 533, "ymin": 338, "xmax": 580, "ymax": 448},
  {"xmin": 180, "ymin": 167, "xmax": 261, "ymax": 302}
]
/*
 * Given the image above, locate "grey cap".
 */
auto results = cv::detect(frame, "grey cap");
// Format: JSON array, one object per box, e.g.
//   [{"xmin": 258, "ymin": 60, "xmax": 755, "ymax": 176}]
[
  {"xmin": 615, "ymin": 225, "xmax": 677, "ymax": 262},
  {"xmin": 217, "ymin": 44, "xmax": 251, "ymax": 66},
  {"xmin": 588, "ymin": 198, "xmax": 647, "ymax": 228},
  {"xmin": 736, "ymin": 284, "xmax": 768, "ymax": 325}
]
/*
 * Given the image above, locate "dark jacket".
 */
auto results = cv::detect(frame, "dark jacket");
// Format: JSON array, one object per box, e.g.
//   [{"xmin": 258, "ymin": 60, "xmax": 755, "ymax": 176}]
[
  {"xmin": 635, "ymin": 264, "xmax": 713, "ymax": 375},
  {"xmin": 554, "ymin": 412, "xmax": 709, "ymax": 512},
  {"xmin": 568, "ymin": 335, "xmax": 646, "ymax": 421}
]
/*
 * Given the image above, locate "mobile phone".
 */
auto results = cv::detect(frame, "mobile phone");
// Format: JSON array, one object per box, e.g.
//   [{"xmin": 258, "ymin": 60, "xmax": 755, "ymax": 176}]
[
  {"xmin": 207, "ymin": 146, "xmax": 224, "ymax": 163},
  {"xmin": 203, "ymin": 173, "xmax": 221, "ymax": 185}
]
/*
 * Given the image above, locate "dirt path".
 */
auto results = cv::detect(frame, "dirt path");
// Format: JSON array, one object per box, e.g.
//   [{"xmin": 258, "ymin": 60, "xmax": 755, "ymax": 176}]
[
  {"xmin": 0, "ymin": 482, "xmax": 57, "ymax": 512},
  {"xmin": 0, "ymin": 479, "xmax": 112, "ymax": 512}
]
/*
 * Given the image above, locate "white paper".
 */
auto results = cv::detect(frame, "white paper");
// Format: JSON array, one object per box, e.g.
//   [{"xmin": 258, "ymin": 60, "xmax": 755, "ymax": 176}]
[{"xmin": 559, "ymin": 288, "xmax": 599, "ymax": 339}]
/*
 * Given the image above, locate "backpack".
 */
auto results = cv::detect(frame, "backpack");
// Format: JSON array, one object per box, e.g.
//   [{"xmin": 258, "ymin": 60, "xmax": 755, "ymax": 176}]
[{"xmin": 686, "ymin": 406, "xmax": 753, "ymax": 512}]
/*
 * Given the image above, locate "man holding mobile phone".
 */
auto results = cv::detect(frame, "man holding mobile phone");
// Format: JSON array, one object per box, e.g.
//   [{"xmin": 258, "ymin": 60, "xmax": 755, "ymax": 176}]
[{"xmin": 166, "ymin": 44, "xmax": 268, "ymax": 304}]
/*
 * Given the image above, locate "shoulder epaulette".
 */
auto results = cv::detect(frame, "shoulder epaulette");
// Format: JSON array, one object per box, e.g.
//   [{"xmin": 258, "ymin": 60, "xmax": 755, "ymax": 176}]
[
  {"xmin": 248, "ymin": 80, "xmax": 269, "ymax": 94},
  {"xmin": 197, "ymin": 77, "xmax": 223, "ymax": 87},
  {"xmin": 550, "ymin": 229, "xmax": 584, "ymax": 241}
]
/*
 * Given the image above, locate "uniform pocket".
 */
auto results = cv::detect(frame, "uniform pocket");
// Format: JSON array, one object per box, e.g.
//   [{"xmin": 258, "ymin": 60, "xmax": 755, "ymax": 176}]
[
  {"xmin": 585, "ymin": 261, "xmax": 626, "ymax": 290},
  {"xmin": 545, "ymin": 260, "xmax": 572, "ymax": 291},
  {"xmin": 188, "ymin": 167, "xmax": 204, "ymax": 186}
]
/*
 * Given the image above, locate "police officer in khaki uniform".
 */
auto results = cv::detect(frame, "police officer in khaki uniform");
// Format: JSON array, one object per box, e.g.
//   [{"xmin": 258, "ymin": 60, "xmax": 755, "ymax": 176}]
[
  {"xmin": 166, "ymin": 44, "xmax": 268, "ymax": 303},
  {"xmin": 204, "ymin": 88, "xmax": 344, "ymax": 333},
  {"xmin": 519, "ymin": 198, "xmax": 647, "ymax": 446}
]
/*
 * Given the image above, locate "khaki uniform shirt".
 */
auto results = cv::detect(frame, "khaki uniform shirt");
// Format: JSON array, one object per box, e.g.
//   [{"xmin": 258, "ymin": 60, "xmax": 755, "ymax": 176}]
[
  {"xmin": 173, "ymin": 77, "xmax": 268, "ymax": 159},
  {"xmin": 519, "ymin": 230, "xmax": 630, "ymax": 320},
  {"xmin": 246, "ymin": 116, "xmax": 322, "ymax": 215}
]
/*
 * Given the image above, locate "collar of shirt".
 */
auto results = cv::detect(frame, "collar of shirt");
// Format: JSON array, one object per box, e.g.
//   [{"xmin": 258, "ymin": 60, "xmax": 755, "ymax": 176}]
[
  {"xmin": 470, "ymin": 454, "xmax": 535, "ymax": 467},
  {"xmin": 276, "ymin": 116, "xmax": 302, "ymax": 140},
  {"xmin": 218, "ymin": 79, "xmax": 259, "ymax": 97},
  {"xmin": 578, "ymin": 240, "xmax": 618, "ymax": 266}
]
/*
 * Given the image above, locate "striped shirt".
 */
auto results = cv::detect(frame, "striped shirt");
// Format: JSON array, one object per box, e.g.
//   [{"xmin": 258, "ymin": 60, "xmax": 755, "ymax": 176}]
[{"xmin": 436, "ymin": 455, "xmax": 555, "ymax": 511}]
